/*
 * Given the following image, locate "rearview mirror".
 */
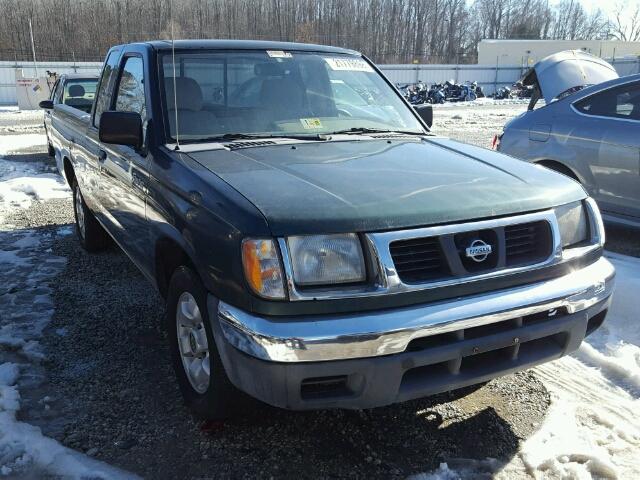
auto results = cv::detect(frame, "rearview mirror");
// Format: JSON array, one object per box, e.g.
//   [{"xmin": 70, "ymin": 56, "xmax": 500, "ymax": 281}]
[
  {"xmin": 39, "ymin": 100, "xmax": 54, "ymax": 110},
  {"xmin": 99, "ymin": 111, "xmax": 142, "ymax": 149},
  {"xmin": 414, "ymin": 104, "xmax": 433, "ymax": 128}
]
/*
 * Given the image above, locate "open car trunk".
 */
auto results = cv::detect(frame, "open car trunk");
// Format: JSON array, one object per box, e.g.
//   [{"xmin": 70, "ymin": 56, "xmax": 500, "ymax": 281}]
[{"xmin": 522, "ymin": 50, "xmax": 619, "ymax": 109}]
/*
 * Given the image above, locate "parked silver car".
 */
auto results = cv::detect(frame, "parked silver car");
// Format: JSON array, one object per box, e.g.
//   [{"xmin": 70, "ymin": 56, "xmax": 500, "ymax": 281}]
[{"xmin": 497, "ymin": 50, "xmax": 640, "ymax": 228}]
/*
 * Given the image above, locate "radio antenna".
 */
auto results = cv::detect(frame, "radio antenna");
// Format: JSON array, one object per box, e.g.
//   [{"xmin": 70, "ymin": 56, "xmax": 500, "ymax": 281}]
[{"xmin": 170, "ymin": 2, "xmax": 180, "ymax": 150}]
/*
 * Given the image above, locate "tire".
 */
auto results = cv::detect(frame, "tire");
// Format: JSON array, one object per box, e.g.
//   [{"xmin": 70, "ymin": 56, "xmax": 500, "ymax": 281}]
[
  {"xmin": 166, "ymin": 266, "xmax": 244, "ymax": 419},
  {"xmin": 72, "ymin": 179, "xmax": 110, "ymax": 252}
]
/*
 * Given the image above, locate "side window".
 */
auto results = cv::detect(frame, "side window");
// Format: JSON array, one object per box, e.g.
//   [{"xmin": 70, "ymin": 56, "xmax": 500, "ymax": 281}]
[
  {"xmin": 114, "ymin": 57, "xmax": 146, "ymax": 121},
  {"xmin": 93, "ymin": 51, "xmax": 119, "ymax": 127},
  {"xmin": 575, "ymin": 82, "xmax": 640, "ymax": 120}
]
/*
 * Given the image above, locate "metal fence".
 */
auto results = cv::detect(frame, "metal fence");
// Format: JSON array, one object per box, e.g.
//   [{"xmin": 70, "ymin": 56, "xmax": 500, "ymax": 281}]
[
  {"xmin": 1, "ymin": 57, "xmax": 639, "ymax": 105},
  {"xmin": 378, "ymin": 57, "xmax": 640, "ymax": 94}
]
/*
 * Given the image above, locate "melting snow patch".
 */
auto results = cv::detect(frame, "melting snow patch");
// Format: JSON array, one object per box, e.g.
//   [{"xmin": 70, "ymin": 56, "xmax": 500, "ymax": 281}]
[
  {"xmin": 0, "ymin": 159, "xmax": 69, "ymax": 218},
  {"xmin": 0, "ymin": 227, "xmax": 137, "ymax": 478},
  {"xmin": 0, "ymin": 149, "xmax": 136, "ymax": 478},
  {"xmin": 0, "ymin": 134, "xmax": 47, "ymax": 156}
]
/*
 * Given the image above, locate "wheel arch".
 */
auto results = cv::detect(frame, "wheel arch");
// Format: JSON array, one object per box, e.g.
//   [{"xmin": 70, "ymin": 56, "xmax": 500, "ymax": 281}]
[
  {"xmin": 62, "ymin": 156, "xmax": 75, "ymax": 186},
  {"xmin": 535, "ymin": 159, "xmax": 581, "ymax": 182},
  {"xmin": 154, "ymin": 234, "xmax": 199, "ymax": 299}
]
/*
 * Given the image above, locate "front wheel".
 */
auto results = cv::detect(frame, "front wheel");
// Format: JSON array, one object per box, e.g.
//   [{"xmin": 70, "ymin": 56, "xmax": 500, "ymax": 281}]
[
  {"xmin": 166, "ymin": 266, "xmax": 245, "ymax": 419},
  {"xmin": 72, "ymin": 180, "xmax": 109, "ymax": 252}
]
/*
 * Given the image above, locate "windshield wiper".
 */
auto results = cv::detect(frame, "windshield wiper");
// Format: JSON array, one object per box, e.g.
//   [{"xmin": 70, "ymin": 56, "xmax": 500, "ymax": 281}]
[{"xmin": 327, "ymin": 127, "xmax": 425, "ymax": 136}]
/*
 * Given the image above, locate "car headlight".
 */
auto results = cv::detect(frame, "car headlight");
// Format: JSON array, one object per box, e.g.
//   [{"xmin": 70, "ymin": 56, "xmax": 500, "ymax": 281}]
[
  {"xmin": 287, "ymin": 234, "xmax": 366, "ymax": 287},
  {"xmin": 554, "ymin": 201, "xmax": 588, "ymax": 248},
  {"xmin": 242, "ymin": 239, "xmax": 286, "ymax": 299}
]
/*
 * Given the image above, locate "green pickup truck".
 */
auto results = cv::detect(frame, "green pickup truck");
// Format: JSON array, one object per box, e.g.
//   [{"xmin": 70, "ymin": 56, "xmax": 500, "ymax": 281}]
[{"xmin": 41, "ymin": 40, "xmax": 614, "ymax": 418}]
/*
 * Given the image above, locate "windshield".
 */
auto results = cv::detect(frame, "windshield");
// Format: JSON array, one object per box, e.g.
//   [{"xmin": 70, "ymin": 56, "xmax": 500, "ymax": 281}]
[{"xmin": 160, "ymin": 50, "xmax": 424, "ymax": 142}]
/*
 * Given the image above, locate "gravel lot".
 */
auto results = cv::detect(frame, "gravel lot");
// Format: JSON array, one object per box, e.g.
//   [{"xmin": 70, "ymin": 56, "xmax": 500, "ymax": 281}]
[{"xmin": 1, "ymin": 103, "xmax": 636, "ymax": 479}]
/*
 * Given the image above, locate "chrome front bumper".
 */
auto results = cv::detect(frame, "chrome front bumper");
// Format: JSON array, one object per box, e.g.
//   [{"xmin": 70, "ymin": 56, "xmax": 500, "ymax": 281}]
[{"xmin": 217, "ymin": 257, "xmax": 615, "ymax": 363}]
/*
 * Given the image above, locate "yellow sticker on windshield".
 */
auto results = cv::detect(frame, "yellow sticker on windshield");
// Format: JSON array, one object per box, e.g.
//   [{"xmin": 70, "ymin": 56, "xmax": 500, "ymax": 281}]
[
  {"xmin": 324, "ymin": 57, "xmax": 373, "ymax": 72},
  {"xmin": 300, "ymin": 118, "xmax": 323, "ymax": 129}
]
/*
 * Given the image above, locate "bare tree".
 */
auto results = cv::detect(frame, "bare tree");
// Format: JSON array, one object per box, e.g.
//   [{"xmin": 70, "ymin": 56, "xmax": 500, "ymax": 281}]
[
  {"xmin": 0, "ymin": 0, "xmax": 620, "ymax": 64},
  {"xmin": 611, "ymin": 1, "xmax": 640, "ymax": 41}
]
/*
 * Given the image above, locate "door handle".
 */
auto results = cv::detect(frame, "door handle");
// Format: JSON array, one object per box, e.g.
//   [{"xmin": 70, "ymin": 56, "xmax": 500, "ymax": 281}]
[{"xmin": 98, "ymin": 149, "xmax": 107, "ymax": 162}]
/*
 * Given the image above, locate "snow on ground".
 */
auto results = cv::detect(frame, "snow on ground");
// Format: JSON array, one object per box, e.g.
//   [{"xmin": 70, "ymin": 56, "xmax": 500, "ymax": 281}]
[
  {"xmin": 413, "ymin": 253, "xmax": 640, "ymax": 480},
  {"xmin": 431, "ymin": 98, "xmax": 535, "ymax": 108},
  {"xmin": 0, "ymin": 158, "xmax": 69, "ymax": 218},
  {"xmin": 0, "ymin": 136, "xmax": 136, "ymax": 478},
  {"xmin": 0, "ymin": 109, "xmax": 45, "ymax": 135},
  {"xmin": 0, "ymin": 134, "xmax": 68, "ymax": 222},
  {"xmin": 0, "ymin": 133, "xmax": 47, "ymax": 156}
]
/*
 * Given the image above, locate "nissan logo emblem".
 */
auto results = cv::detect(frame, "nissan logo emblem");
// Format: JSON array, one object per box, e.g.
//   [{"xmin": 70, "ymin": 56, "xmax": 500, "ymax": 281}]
[{"xmin": 465, "ymin": 239, "xmax": 492, "ymax": 262}]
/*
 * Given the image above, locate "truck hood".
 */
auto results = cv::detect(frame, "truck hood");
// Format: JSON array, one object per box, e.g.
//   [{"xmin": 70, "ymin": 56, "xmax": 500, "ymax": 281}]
[
  {"xmin": 188, "ymin": 138, "xmax": 586, "ymax": 236},
  {"xmin": 522, "ymin": 50, "xmax": 618, "ymax": 103}
]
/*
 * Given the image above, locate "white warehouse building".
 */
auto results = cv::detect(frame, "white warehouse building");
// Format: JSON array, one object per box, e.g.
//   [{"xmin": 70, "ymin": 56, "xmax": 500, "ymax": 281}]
[{"xmin": 478, "ymin": 39, "xmax": 640, "ymax": 66}]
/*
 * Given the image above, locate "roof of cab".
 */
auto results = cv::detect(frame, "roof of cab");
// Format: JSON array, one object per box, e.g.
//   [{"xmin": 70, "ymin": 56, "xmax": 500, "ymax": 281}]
[{"xmin": 122, "ymin": 39, "xmax": 360, "ymax": 55}]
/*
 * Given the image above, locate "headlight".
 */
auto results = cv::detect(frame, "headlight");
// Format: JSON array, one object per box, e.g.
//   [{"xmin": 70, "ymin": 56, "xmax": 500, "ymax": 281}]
[
  {"xmin": 287, "ymin": 234, "xmax": 366, "ymax": 287},
  {"xmin": 242, "ymin": 239, "xmax": 285, "ymax": 299},
  {"xmin": 554, "ymin": 201, "xmax": 588, "ymax": 247}
]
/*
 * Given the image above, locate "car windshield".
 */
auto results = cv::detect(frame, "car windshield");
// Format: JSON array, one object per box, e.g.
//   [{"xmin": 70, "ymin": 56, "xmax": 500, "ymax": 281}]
[{"xmin": 160, "ymin": 50, "xmax": 425, "ymax": 142}]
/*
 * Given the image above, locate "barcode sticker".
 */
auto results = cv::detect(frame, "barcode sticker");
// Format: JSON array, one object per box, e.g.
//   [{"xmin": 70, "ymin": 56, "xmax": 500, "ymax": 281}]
[
  {"xmin": 267, "ymin": 50, "xmax": 292, "ymax": 58},
  {"xmin": 324, "ymin": 57, "xmax": 373, "ymax": 72}
]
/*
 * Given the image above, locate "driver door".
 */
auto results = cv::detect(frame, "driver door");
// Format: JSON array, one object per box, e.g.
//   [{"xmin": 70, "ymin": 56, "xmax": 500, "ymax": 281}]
[{"xmin": 97, "ymin": 55, "xmax": 152, "ymax": 272}]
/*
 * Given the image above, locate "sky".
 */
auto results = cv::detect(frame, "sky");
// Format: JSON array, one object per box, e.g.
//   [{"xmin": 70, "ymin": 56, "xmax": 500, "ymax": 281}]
[
  {"xmin": 550, "ymin": 0, "xmax": 640, "ymax": 38},
  {"xmin": 577, "ymin": 0, "xmax": 638, "ymax": 15}
]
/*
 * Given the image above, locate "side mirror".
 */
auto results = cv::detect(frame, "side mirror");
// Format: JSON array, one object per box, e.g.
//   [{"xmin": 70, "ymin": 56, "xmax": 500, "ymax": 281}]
[
  {"xmin": 414, "ymin": 104, "xmax": 433, "ymax": 128},
  {"xmin": 99, "ymin": 111, "xmax": 142, "ymax": 149},
  {"xmin": 39, "ymin": 100, "xmax": 54, "ymax": 110}
]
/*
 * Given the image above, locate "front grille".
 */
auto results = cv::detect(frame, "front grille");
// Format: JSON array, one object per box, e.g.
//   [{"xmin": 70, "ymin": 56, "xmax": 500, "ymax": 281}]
[
  {"xmin": 389, "ymin": 237, "xmax": 450, "ymax": 283},
  {"xmin": 505, "ymin": 221, "xmax": 552, "ymax": 266},
  {"xmin": 388, "ymin": 218, "xmax": 554, "ymax": 284}
]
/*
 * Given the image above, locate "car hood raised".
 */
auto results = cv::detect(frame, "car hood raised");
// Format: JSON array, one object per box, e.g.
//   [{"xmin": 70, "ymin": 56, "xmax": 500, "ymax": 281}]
[
  {"xmin": 522, "ymin": 50, "xmax": 618, "ymax": 103},
  {"xmin": 188, "ymin": 138, "xmax": 586, "ymax": 236}
]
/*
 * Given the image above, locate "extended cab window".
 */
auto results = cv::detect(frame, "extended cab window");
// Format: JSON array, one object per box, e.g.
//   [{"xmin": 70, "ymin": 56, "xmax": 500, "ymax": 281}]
[
  {"xmin": 115, "ymin": 57, "xmax": 146, "ymax": 121},
  {"xmin": 575, "ymin": 82, "xmax": 640, "ymax": 120},
  {"xmin": 93, "ymin": 51, "xmax": 119, "ymax": 127}
]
